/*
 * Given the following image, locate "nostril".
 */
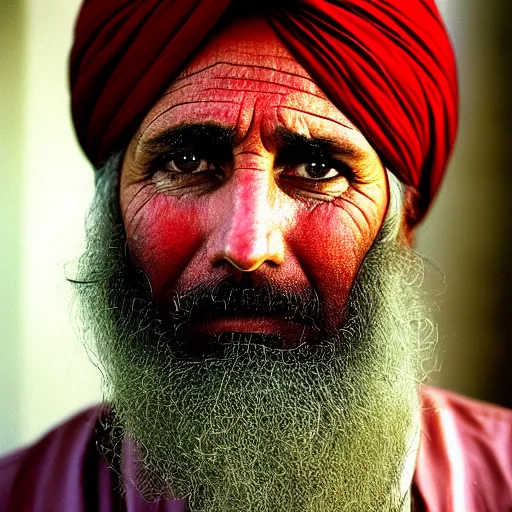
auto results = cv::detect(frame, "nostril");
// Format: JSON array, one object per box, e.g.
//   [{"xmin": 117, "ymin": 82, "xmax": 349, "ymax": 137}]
[
  {"xmin": 209, "ymin": 228, "xmax": 284, "ymax": 272},
  {"xmin": 223, "ymin": 238, "xmax": 271, "ymax": 272}
]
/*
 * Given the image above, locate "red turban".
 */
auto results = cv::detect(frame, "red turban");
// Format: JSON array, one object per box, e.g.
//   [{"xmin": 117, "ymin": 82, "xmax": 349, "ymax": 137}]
[{"xmin": 70, "ymin": 0, "xmax": 458, "ymax": 226}]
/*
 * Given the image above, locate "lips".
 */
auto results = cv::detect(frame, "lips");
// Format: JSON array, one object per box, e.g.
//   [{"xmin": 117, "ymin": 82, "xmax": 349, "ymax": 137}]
[
  {"xmin": 189, "ymin": 314, "xmax": 314, "ymax": 349},
  {"xmin": 194, "ymin": 314, "xmax": 303, "ymax": 333}
]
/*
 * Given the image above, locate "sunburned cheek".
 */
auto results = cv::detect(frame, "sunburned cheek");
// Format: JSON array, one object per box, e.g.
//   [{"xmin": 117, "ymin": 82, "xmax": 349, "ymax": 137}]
[
  {"xmin": 124, "ymin": 191, "xmax": 203, "ymax": 300},
  {"xmin": 291, "ymin": 204, "xmax": 372, "ymax": 330}
]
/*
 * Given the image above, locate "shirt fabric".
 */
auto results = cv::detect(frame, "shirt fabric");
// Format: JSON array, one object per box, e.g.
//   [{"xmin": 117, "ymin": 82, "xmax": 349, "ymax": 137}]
[{"xmin": 1, "ymin": 385, "xmax": 511, "ymax": 511}]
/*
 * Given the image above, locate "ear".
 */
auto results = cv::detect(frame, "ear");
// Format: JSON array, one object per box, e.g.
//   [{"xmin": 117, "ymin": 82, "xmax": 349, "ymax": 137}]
[{"xmin": 402, "ymin": 187, "xmax": 419, "ymax": 247}]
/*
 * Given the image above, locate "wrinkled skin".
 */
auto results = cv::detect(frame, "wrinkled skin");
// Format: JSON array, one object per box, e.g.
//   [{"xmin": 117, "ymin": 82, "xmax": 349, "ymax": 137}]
[{"xmin": 120, "ymin": 16, "xmax": 389, "ymax": 347}]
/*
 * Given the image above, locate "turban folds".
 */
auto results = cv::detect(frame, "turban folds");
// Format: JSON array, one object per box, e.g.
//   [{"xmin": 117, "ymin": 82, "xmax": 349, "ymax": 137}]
[{"xmin": 70, "ymin": 0, "xmax": 458, "ymax": 226}]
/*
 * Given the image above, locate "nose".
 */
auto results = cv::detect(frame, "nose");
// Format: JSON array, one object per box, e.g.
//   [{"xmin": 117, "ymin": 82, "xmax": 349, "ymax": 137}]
[{"xmin": 208, "ymin": 169, "xmax": 285, "ymax": 272}]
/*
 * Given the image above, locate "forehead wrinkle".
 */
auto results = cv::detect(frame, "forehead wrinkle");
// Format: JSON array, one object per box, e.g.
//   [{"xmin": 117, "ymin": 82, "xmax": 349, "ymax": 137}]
[
  {"xmin": 184, "ymin": 49, "xmax": 301, "ymax": 65},
  {"xmin": 278, "ymin": 109, "xmax": 311, "ymax": 140},
  {"xmin": 137, "ymin": 99, "xmax": 240, "ymax": 146},
  {"xmin": 234, "ymin": 91, "xmax": 260, "ymax": 146},
  {"xmin": 176, "ymin": 81, "xmax": 327, "ymax": 101},
  {"xmin": 172, "ymin": 61, "xmax": 319, "ymax": 90},
  {"xmin": 234, "ymin": 90, "xmax": 246, "ymax": 142},
  {"xmin": 234, "ymin": 149, "xmax": 265, "ymax": 158},
  {"xmin": 278, "ymin": 105, "xmax": 358, "ymax": 133},
  {"xmin": 234, "ymin": 93, "xmax": 283, "ymax": 153},
  {"xmin": 188, "ymin": 86, "xmax": 286, "ymax": 96}
]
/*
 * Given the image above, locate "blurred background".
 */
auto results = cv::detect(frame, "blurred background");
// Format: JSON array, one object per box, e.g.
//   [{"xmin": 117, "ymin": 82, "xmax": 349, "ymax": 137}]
[{"xmin": 0, "ymin": 0, "xmax": 510, "ymax": 455}]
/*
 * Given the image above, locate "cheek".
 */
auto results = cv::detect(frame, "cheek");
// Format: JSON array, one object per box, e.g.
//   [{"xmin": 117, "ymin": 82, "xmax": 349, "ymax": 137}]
[
  {"xmin": 122, "ymin": 186, "xmax": 204, "ymax": 299},
  {"xmin": 291, "ymin": 204, "xmax": 376, "ymax": 329}
]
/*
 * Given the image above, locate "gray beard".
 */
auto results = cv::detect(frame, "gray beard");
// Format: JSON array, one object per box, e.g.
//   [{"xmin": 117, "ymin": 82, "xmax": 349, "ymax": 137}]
[{"xmin": 73, "ymin": 154, "xmax": 436, "ymax": 511}]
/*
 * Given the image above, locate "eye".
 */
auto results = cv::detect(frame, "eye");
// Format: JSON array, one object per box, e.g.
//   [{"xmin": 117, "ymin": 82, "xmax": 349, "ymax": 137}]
[
  {"xmin": 165, "ymin": 151, "xmax": 213, "ymax": 174},
  {"xmin": 295, "ymin": 161, "xmax": 341, "ymax": 180}
]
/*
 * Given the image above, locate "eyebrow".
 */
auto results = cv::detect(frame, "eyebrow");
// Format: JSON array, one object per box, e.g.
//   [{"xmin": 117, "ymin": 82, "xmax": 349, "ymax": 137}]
[
  {"xmin": 137, "ymin": 122, "xmax": 364, "ymax": 161},
  {"xmin": 275, "ymin": 126, "xmax": 364, "ymax": 159},
  {"xmin": 138, "ymin": 122, "xmax": 235, "ymax": 160}
]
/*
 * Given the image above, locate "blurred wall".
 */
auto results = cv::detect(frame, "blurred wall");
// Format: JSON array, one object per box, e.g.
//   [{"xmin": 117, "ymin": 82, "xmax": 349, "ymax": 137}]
[
  {"xmin": 0, "ymin": 0, "xmax": 510, "ymax": 455},
  {"xmin": 19, "ymin": 0, "xmax": 100, "ymax": 448},
  {"xmin": 416, "ymin": 0, "xmax": 512, "ymax": 407},
  {"xmin": 0, "ymin": 0, "xmax": 24, "ymax": 454},
  {"xmin": 0, "ymin": 0, "xmax": 100, "ymax": 456}
]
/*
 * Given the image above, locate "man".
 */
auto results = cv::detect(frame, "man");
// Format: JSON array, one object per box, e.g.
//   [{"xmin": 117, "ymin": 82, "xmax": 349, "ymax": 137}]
[{"xmin": 1, "ymin": 1, "xmax": 511, "ymax": 511}]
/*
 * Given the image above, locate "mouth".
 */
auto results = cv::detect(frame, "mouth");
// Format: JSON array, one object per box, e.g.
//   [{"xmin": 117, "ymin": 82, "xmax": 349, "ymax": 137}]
[
  {"xmin": 195, "ymin": 315, "xmax": 305, "ymax": 333},
  {"xmin": 186, "ymin": 314, "xmax": 315, "ymax": 349},
  {"xmin": 160, "ymin": 281, "xmax": 323, "ymax": 353}
]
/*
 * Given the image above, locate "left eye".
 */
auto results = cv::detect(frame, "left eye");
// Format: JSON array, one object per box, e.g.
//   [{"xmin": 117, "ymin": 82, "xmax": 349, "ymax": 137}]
[
  {"xmin": 165, "ymin": 151, "xmax": 212, "ymax": 174},
  {"xmin": 295, "ymin": 162, "xmax": 341, "ymax": 180}
]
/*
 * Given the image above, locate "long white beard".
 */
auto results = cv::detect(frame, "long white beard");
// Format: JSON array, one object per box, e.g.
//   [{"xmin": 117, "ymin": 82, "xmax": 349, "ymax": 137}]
[{"xmin": 74, "ymin": 156, "xmax": 436, "ymax": 511}]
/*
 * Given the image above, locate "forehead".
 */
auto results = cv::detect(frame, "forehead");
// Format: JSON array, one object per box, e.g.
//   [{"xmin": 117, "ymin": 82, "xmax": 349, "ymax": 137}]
[
  {"xmin": 135, "ymin": 16, "xmax": 360, "ymax": 144},
  {"xmin": 179, "ymin": 15, "xmax": 308, "ymax": 79}
]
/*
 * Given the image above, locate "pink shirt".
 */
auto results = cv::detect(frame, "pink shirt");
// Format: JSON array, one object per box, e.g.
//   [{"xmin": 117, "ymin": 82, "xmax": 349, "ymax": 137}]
[
  {"xmin": 413, "ymin": 386, "xmax": 512, "ymax": 511},
  {"xmin": 1, "ymin": 386, "xmax": 511, "ymax": 511}
]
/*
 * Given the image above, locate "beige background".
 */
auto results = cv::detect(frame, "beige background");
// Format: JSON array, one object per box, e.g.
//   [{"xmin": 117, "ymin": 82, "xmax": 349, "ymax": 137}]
[{"xmin": 0, "ymin": 0, "xmax": 510, "ymax": 455}]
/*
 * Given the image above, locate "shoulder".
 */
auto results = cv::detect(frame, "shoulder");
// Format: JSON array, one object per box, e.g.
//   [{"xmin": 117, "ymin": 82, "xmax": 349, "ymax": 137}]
[
  {"xmin": 422, "ymin": 384, "xmax": 512, "ymax": 424},
  {"xmin": 414, "ymin": 385, "xmax": 512, "ymax": 511},
  {"xmin": 0, "ymin": 405, "xmax": 114, "ymax": 512}
]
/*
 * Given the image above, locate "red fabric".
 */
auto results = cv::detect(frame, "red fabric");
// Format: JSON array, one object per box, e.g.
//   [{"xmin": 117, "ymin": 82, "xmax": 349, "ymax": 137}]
[{"xmin": 70, "ymin": 0, "xmax": 458, "ymax": 226}]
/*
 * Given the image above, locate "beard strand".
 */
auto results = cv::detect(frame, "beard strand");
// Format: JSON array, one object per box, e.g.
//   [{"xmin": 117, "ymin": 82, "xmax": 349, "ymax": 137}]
[{"xmin": 72, "ymin": 154, "xmax": 436, "ymax": 511}]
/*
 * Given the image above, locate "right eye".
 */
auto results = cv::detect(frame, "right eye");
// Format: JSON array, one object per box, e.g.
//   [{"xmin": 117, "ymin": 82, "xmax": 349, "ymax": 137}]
[{"xmin": 164, "ymin": 151, "xmax": 215, "ymax": 174}]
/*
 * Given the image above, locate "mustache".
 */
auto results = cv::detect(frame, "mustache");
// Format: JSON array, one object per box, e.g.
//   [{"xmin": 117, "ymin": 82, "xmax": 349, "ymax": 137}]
[{"xmin": 162, "ymin": 278, "xmax": 323, "ymax": 333}]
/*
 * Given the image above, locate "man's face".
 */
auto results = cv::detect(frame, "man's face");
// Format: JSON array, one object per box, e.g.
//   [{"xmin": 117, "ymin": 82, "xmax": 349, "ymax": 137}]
[
  {"xmin": 78, "ymin": 15, "xmax": 431, "ymax": 512},
  {"xmin": 119, "ymin": 17, "xmax": 388, "ymax": 347}
]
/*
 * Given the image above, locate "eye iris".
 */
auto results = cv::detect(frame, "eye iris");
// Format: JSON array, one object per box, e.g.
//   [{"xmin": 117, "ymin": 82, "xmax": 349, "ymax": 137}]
[
  {"xmin": 174, "ymin": 152, "xmax": 202, "ymax": 173},
  {"xmin": 306, "ymin": 161, "xmax": 330, "ymax": 178}
]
